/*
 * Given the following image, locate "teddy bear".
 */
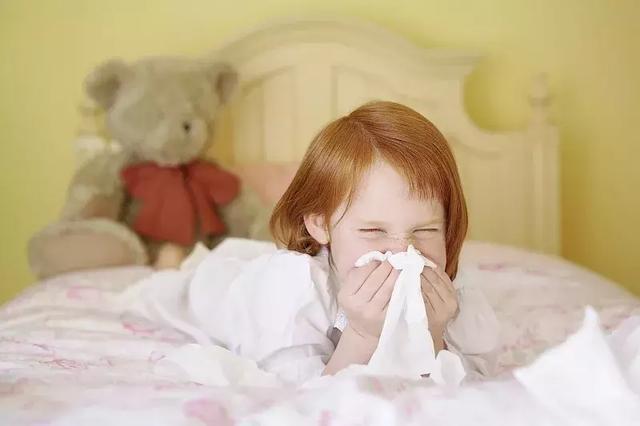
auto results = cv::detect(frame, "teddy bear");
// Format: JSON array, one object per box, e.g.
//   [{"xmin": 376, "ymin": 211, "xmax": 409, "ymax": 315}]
[{"xmin": 28, "ymin": 56, "xmax": 269, "ymax": 279}]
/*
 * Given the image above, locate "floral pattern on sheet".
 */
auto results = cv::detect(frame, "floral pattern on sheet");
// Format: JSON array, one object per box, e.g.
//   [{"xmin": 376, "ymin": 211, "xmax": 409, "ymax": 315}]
[
  {"xmin": 0, "ymin": 242, "xmax": 638, "ymax": 424},
  {"xmin": 459, "ymin": 242, "xmax": 640, "ymax": 373}
]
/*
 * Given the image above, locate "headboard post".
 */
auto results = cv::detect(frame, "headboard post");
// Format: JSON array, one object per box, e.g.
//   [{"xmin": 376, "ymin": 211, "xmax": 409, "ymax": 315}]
[{"xmin": 527, "ymin": 73, "xmax": 561, "ymax": 254}]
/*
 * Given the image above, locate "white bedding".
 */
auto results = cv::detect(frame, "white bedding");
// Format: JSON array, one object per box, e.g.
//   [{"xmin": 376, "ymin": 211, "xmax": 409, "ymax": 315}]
[{"xmin": 1, "ymin": 241, "xmax": 639, "ymax": 425}]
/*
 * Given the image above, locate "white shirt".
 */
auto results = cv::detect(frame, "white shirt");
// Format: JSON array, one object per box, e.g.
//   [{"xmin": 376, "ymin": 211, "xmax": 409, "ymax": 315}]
[{"xmin": 126, "ymin": 238, "xmax": 500, "ymax": 384}]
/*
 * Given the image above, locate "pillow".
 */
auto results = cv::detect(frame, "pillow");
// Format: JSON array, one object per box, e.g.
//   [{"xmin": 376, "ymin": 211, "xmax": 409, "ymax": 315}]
[{"xmin": 229, "ymin": 162, "xmax": 299, "ymax": 206}]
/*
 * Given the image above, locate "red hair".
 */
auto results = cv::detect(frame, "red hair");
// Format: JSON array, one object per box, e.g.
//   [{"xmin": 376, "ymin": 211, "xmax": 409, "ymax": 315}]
[{"xmin": 270, "ymin": 101, "xmax": 468, "ymax": 278}]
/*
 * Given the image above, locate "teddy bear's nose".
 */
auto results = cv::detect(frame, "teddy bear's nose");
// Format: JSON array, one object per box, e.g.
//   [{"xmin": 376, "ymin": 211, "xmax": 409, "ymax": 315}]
[{"xmin": 182, "ymin": 121, "xmax": 191, "ymax": 133}]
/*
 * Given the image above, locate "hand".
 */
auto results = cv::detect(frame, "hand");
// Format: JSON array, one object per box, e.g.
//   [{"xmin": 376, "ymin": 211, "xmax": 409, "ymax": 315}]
[
  {"xmin": 338, "ymin": 260, "xmax": 400, "ymax": 341},
  {"xmin": 421, "ymin": 266, "xmax": 459, "ymax": 350}
]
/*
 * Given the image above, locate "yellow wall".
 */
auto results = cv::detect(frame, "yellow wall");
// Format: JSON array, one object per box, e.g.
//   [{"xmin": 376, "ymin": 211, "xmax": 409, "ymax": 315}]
[{"xmin": 1, "ymin": 0, "xmax": 638, "ymax": 302}]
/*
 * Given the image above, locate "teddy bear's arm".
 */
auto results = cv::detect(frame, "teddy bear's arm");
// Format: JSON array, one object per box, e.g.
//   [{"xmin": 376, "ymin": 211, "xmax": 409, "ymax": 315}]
[{"xmin": 60, "ymin": 149, "xmax": 127, "ymax": 221}]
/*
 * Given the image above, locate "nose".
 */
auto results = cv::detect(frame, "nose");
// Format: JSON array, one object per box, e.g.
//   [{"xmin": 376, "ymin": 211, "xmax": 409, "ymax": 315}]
[
  {"xmin": 182, "ymin": 121, "xmax": 191, "ymax": 133},
  {"xmin": 384, "ymin": 234, "xmax": 412, "ymax": 254}
]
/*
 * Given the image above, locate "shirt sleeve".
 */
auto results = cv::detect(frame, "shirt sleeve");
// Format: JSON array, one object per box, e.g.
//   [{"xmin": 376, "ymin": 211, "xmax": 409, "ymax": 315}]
[
  {"xmin": 186, "ymin": 247, "xmax": 338, "ymax": 384},
  {"xmin": 124, "ymin": 241, "xmax": 338, "ymax": 385},
  {"xmin": 444, "ymin": 273, "xmax": 501, "ymax": 378}
]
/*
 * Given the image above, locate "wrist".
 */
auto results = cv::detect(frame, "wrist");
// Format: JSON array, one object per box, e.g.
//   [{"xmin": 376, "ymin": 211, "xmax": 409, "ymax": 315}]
[
  {"xmin": 343, "ymin": 325, "xmax": 379, "ymax": 354},
  {"xmin": 323, "ymin": 325, "xmax": 378, "ymax": 376},
  {"xmin": 429, "ymin": 324, "xmax": 446, "ymax": 352},
  {"xmin": 429, "ymin": 324, "xmax": 445, "ymax": 339}
]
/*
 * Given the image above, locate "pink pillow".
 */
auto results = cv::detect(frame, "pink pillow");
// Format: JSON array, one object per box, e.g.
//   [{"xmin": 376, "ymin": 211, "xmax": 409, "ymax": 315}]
[{"xmin": 229, "ymin": 163, "xmax": 299, "ymax": 205}]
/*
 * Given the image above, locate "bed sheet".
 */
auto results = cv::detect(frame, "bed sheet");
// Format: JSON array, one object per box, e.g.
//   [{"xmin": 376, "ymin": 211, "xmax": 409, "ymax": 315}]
[{"xmin": 1, "ymin": 242, "xmax": 638, "ymax": 425}]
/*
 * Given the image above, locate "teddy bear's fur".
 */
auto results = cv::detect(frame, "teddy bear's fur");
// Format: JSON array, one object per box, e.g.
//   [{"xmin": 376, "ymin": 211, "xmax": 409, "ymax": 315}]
[{"xmin": 28, "ymin": 57, "xmax": 269, "ymax": 279}]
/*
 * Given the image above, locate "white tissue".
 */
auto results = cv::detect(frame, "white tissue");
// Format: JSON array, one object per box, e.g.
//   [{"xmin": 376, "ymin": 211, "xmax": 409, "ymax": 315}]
[
  {"xmin": 354, "ymin": 249, "xmax": 437, "ymax": 269},
  {"xmin": 607, "ymin": 315, "xmax": 640, "ymax": 393},
  {"xmin": 430, "ymin": 349, "xmax": 467, "ymax": 386},
  {"xmin": 514, "ymin": 307, "xmax": 640, "ymax": 422},
  {"xmin": 348, "ymin": 245, "xmax": 466, "ymax": 384}
]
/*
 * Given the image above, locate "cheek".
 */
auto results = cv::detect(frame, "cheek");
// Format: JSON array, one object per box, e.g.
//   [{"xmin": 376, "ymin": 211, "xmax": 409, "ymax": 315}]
[
  {"xmin": 414, "ymin": 237, "xmax": 447, "ymax": 269},
  {"xmin": 328, "ymin": 233, "xmax": 378, "ymax": 280}
]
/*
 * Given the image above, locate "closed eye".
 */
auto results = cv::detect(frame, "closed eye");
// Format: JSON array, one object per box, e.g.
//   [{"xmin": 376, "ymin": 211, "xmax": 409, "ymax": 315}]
[{"xmin": 359, "ymin": 228, "xmax": 385, "ymax": 233}]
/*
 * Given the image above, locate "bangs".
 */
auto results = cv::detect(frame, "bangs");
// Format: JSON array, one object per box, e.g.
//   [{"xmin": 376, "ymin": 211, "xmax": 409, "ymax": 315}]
[{"xmin": 336, "ymin": 114, "xmax": 450, "ymax": 217}]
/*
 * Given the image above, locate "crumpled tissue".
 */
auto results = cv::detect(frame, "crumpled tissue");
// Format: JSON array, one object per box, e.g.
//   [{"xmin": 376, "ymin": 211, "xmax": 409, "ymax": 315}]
[{"xmin": 513, "ymin": 306, "xmax": 640, "ymax": 423}]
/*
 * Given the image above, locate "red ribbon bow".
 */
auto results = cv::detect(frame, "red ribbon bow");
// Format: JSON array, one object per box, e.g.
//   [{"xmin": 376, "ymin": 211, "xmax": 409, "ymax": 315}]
[{"xmin": 121, "ymin": 160, "xmax": 240, "ymax": 246}]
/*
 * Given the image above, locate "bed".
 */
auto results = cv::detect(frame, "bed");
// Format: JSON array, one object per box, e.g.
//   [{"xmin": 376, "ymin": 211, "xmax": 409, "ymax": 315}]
[{"xmin": 2, "ymin": 18, "xmax": 639, "ymax": 425}]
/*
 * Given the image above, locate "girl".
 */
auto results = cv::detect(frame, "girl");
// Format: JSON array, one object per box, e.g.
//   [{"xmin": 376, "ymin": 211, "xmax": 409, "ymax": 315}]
[{"xmin": 132, "ymin": 101, "xmax": 499, "ymax": 384}]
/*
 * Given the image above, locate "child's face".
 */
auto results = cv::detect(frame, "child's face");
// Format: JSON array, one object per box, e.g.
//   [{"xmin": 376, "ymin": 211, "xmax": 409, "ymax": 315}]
[{"xmin": 322, "ymin": 161, "xmax": 447, "ymax": 286}]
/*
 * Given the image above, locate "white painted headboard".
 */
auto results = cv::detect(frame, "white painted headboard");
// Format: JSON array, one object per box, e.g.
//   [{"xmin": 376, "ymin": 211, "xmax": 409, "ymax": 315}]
[{"xmin": 209, "ymin": 18, "xmax": 560, "ymax": 255}]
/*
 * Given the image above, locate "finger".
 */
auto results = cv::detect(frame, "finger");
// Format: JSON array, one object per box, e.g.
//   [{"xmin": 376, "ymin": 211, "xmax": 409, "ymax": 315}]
[
  {"xmin": 423, "ymin": 288, "xmax": 436, "ymax": 313},
  {"xmin": 430, "ymin": 272, "xmax": 451, "ymax": 303},
  {"xmin": 355, "ymin": 261, "xmax": 393, "ymax": 302},
  {"xmin": 345, "ymin": 261, "xmax": 380, "ymax": 295},
  {"xmin": 421, "ymin": 269, "xmax": 446, "ymax": 303},
  {"xmin": 371, "ymin": 268, "xmax": 400, "ymax": 311},
  {"xmin": 425, "ymin": 267, "xmax": 455, "ymax": 299},
  {"xmin": 421, "ymin": 254, "xmax": 440, "ymax": 270},
  {"xmin": 421, "ymin": 276, "xmax": 439, "ymax": 307},
  {"xmin": 431, "ymin": 266, "xmax": 456, "ymax": 294},
  {"xmin": 425, "ymin": 275, "xmax": 460, "ymax": 317}
]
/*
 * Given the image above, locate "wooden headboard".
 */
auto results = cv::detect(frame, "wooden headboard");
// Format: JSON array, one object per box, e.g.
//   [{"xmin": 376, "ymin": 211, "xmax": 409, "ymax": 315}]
[{"xmin": 209, "ymin": 18, "xmax": 560, "ymax": 255}]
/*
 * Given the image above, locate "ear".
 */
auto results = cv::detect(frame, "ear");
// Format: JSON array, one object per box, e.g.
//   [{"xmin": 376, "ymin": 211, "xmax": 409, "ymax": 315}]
[
  {"xmin": 205, "ymin": 62, "xmax": 238, "ymax": 104},
  {"xmin": 84, "ymin": 59, "xmax": 130, "ymax": 109},
  {"xmin": 303, "ymin": 213, "xmax": 330, "ymax": 245}
]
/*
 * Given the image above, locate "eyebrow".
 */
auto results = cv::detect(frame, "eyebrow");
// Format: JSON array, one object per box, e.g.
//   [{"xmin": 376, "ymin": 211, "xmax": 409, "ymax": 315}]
[
  {"xmin": 358, "ymin": 218, "xmax": 445, "ymax": 227},
  {"xmin": 415, "ymin": 219, "xmax": 445, "ymax": 227}
]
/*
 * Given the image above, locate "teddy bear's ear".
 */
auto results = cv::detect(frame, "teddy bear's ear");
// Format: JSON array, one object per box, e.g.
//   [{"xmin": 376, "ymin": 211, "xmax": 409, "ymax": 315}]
[
  {"xmin": 206, "ymin": 63, "xmax": 238, "ymax": 104},
  {"xmin": 84, "ymin": 59, "xmax": 130, "ymax": 109}
]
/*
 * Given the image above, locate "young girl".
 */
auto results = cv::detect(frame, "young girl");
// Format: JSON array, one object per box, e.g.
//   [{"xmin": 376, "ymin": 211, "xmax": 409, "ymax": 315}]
[{"xmin": 131, "ymin": 101, "xmax": 499, "ymax": 384}]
